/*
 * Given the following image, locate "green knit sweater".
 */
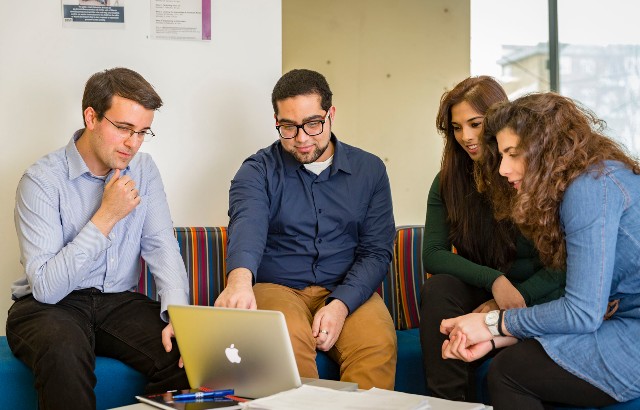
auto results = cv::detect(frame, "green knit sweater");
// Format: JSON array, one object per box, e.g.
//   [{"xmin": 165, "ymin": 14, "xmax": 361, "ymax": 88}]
[{"xmin": 423, "ymin": 173, "xmax": 565, "ymax": 305}]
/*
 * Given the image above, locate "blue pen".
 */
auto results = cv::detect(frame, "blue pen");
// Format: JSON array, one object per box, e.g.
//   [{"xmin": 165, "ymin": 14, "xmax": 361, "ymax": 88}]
[{"xmin": 172, "ymin": 389, "xmax": 234, "ymax": 401}]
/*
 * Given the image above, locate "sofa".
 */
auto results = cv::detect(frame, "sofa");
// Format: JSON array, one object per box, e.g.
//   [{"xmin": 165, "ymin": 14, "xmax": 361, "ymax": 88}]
[
  {"xmin": 1, "ymin": 226, "xmax": 637, "ymax": 410},
  {"xmin": 0, "ymin": 226, "xmax": 427, "ymax": 410}
]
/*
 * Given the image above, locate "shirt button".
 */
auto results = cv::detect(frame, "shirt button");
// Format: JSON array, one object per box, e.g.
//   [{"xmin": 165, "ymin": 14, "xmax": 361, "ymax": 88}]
[
  {"xmin": 318, "ymin": 238, "xmax": 323, "ymax": 243},
  {"xmin": 318, "ymin": 209, "xmax": 323, "ymax": 213},
  {"xmin": 110, "ymin": 258, "xmax": 114, "ymax": 263}
]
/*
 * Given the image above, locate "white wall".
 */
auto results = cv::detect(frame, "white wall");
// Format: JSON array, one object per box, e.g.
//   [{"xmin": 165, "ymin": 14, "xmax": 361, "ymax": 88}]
[
  {"xmin": 0, "ymin": 0, "xmax": 471, "ymax": 336},
  {"xmin": 0, "ymin": 0, "xmax": 282, "ymax": 335}
]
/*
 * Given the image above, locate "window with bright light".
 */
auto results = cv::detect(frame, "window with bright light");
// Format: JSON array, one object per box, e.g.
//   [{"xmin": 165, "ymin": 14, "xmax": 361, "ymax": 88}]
[
  {"xmin": 471, "ymin": 0, "xmax": 640, "ymax": 155},
  {"xmin": 471, "ymin": 0, "xmax": 549, "ymax": 97},
  {"xmin": 557, "ymin": 0, "xmax": 640, "ymax": 154}
]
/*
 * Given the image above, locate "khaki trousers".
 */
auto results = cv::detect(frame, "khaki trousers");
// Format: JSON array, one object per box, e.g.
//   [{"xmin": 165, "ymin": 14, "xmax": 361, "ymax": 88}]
[{"xmin": 253, "ymin": 283, "xmax": 397, "ymax": 390}]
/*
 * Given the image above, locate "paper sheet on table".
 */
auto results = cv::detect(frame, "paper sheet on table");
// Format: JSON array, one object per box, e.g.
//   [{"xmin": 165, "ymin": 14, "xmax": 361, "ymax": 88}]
[
  {"xmin": 240, "ymin": 385, "xmax": 430, "ymax": 410},
  {"xmin": 368, "ymin": 389, "xmax": 485, "ymax": 410}
]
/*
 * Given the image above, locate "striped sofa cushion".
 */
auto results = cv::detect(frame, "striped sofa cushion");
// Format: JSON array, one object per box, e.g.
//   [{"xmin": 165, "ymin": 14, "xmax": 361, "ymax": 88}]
[
  {"xmin": 138, "ymin": 227, "xmax": 228, "ymax": 306},
  {"xmin": 376, "ymin": 260, "xmax": 398, "ymax": 329},
  {"xmin": 138, "ymin": 226, "xmax": 402, "ymax": 329},
  {"xmin": 394, "ymin": 225, "xmax": 427, "ymax": 330}
]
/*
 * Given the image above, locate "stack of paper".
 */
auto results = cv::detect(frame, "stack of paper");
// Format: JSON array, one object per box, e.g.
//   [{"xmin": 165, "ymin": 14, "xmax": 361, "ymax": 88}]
[
  {"xmin": 240, "ymin": 385, "xmax": 488, "ymax": 410},
  {"xmin": 240, "ymin": 385, "xmax": 427, "ymax": 410}
]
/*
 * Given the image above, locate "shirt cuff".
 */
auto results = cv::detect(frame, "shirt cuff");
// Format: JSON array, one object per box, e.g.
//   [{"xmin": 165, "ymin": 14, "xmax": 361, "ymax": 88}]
[
  {"xmin": 226, "ymin": 251, "xmax": 260, "ymax": 279},
  {"xmin": 327, "ymin": 287, "xmax": 361, "ymax": 314},
  {"xmin": 159, "ymin": 288, "xmax": 190, "ymax": 322},
  {"xmin": 503, "ymin": 308, "xmax": 524, "ymax": 338}
]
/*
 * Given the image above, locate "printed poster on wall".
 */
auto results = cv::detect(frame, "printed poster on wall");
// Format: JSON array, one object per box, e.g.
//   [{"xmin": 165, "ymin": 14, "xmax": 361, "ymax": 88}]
[
  {"xmin": 151, "ymin": 0, "xmax": 211, "ymax": 41},
  {"xmin": 62, "ymin": 0, "xmax": 125, "ymax": 28}
]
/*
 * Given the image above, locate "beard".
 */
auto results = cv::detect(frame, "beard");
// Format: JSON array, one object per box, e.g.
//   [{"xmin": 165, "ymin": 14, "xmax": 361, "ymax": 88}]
[{"xmin": 288, "ymin": 140, "xmax": 330, "ymax": 164}]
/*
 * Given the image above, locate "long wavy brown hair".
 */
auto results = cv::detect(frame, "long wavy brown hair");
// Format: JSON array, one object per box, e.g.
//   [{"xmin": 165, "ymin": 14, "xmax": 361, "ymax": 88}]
[
  {"xmin": 478, "ymin": 92, "xmax": 640, "ymax": 269},
  {"xmin": 437, "ymin": 76, "xmax": 516, "ymax": 271}
]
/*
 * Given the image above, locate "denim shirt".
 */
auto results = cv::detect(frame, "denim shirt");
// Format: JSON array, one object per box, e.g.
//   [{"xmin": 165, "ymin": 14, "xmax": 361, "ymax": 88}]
[{"xmin": 505, "ymin": 161, "xmax": 640, "ymax": 402}]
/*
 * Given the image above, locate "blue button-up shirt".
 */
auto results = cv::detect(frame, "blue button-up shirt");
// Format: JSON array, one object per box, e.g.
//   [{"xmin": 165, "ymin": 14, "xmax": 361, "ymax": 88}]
[
  {"xmin": 505, "ymin": 162, "xmax": 640, "ymax": 402},
  {"xmin": 12, "ymin": 130, "xmax": 189, "ymax": 320},
  {"xmin": 226, "ymin": 135, "xmax": 395, "ymax": 313}
]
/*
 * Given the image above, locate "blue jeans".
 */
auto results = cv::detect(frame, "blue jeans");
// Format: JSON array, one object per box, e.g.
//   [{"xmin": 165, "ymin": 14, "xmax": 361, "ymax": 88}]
[{"xmin": 6, "ymin": 289, "xmax": 189, "ymax": 410}]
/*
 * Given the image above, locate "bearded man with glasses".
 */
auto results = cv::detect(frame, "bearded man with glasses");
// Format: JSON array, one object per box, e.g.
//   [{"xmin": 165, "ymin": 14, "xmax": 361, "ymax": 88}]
[
  {"xmin": 7, "ymin": 67, "xmax": 190, "ymax": 410},
  {"xmin": 216, "ymin": 69, "xmax": 397, "ymax": 390}
]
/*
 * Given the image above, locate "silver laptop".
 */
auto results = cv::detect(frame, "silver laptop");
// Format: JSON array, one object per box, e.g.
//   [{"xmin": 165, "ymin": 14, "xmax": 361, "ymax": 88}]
[{"xmin": 168, "ymin": 305, "xmax": 302, "ymax": 399}]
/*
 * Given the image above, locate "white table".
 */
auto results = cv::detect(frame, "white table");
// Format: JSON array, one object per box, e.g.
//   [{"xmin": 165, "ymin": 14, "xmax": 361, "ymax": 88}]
[{"xmin": 110, "ymin": 397, "xmax": 492, "ymax": 410}]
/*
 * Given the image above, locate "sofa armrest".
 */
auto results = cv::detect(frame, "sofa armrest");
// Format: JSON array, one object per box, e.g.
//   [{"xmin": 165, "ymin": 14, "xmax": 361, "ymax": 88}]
[{"xmin": 394, "ymin": 225, "xmax": 427, "ymax": 330}]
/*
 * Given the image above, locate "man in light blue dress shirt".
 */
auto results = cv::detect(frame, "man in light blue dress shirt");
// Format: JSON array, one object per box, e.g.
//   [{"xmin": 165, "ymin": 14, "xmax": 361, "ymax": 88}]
[{"xmin": 7, "ymin": 68, "xmax": 190, "ymax": 410}]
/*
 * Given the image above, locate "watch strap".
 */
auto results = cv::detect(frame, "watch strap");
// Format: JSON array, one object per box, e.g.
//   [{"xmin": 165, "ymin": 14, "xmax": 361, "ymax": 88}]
[{"xmin": 498, "ymin": 309, "xmax": 506, "ymax": 336}]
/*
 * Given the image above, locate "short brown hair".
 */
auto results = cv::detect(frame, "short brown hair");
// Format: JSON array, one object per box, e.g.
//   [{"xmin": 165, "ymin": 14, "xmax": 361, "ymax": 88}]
[
  {"xmin": 82, "ymin": 67, "xmax": 162, "ymax": 125},
  {"xmin": 271, "ymin": 69, "xmax": 332, "ymax": 115}
]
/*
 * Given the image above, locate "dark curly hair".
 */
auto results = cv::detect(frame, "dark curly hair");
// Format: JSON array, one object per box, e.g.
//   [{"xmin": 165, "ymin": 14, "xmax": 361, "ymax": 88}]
[
  {"xmin": 436, "ymin": 76, "xmax": 516, "ymax": 271},
  {"xmin": 271, "ymin": 69, "xmax": 332, "ymax": 115},
  {"xmin": 478, "ymin": 92, "xmax": 640, "ymax": 269}
]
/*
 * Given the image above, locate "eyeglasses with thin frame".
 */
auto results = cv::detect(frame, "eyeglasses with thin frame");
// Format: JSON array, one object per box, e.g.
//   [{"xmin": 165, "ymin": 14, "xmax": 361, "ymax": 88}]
[
  {"xmin": 103, "ymin": 115, "xmax": 155, "ymax": 142},
  {"xmin": 275, "ymin": 111, "xmax": 330, "ymax": 139}
]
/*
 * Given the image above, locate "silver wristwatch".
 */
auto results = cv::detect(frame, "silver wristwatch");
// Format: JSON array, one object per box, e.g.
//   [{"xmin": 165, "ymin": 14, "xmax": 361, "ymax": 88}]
[{"xmin": 485, "ymin": 310, "xmax": 501, "ymax": 337}]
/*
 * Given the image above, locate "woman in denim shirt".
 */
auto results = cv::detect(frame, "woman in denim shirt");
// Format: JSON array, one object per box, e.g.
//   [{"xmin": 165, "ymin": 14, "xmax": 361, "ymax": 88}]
[
  {"xmin": 419, "ymin": 76, "xmax": 565, "ymax": 402},
  {"xmin": 439, "ymin": 93, "xmax": 640, "ymax": 409}
]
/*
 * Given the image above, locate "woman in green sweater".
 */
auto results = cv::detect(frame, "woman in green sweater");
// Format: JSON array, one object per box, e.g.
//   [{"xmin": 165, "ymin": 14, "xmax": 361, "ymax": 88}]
[{"xmin": 418, "ymin": 76, "xmax": 565, "ymax": 402}]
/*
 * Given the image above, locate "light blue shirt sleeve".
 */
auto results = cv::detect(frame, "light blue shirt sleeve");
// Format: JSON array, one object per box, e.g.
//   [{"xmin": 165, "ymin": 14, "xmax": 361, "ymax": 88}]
[
  {"xmin": 15, "ymin": 171, "xmax": 112, "ymax": 304},
  {"xmin": 138, "ymin": 158, "xmax": 190, "ymax": 319},
  {"xmin": 13, "ymin": 136, "xmax": 189, "ymax": 322},
  {"xmin": 505, "ymin": 171, "xmax": 623, "ymax": 337}
]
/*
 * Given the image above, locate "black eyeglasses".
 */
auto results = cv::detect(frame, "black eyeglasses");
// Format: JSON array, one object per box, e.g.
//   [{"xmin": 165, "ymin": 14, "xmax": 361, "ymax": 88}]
[
  {"xmin": 103, "ymin": 116, "xmax": 155, "ymax": 142},
  {"xmin": 275, "ymin": 112, "xmax": 330, "ymax": 139}
]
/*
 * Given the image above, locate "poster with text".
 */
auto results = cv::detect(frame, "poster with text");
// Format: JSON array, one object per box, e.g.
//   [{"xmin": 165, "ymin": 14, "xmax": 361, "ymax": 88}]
[
  {"xmin": 151, "ymin": 0, "xmax": 211, "ymax": 41},
  {"xmin": 62, "ymin": 0, "xmax": 125, "ymax": 29}
]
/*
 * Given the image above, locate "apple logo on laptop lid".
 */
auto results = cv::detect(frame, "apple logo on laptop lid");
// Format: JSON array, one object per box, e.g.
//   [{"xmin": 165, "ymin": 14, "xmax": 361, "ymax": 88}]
[{"xmin": 225, "ymin": 344, "xmax": 241, "ymax": 363}]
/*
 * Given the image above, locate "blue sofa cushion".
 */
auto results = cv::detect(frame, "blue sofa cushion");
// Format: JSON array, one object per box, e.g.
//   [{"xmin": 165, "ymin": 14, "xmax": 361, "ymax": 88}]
[{"xmin": 0, "ymin": 336, "xmax": 146, "ymax": 410}]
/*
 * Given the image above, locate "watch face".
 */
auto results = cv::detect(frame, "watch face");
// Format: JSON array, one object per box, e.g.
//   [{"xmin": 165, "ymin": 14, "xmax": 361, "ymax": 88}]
[{"xmin": 486, "ymin": 311, "xmax": 499, "ymax": 324}]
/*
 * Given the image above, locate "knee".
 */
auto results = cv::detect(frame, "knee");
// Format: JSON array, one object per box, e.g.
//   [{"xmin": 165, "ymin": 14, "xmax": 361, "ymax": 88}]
[
  {"xmin": 356, "ymin": 319, "xmax": 397, "ymax": 356},
  {"xmin": 421, "ymin": 275, "xmax": 469, "ymax": 316},
  {"xmin": 424, "ymin": 273, "xmax": 463, "ymax": 291},
  {"xmin": 43, "ymin": 331, "xmax": 93, "ymax": 365},
  {"xmin": 345, "ymin": 310, "xmax": 396, "ymax": 352},
  {"xmin": 12, "ymin": 323, "xmax": 91, "ymax": 362},
  {"xmin": 371, "ymin": 324, "xmax": 397, "ymax": 350},
  {"xmin": 26, "ymin": 334, "xmax": 94, "ymax": 383},
  {"xmin": 289, "ymin": 324, "xmax": 315, "ymax": 349}
]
